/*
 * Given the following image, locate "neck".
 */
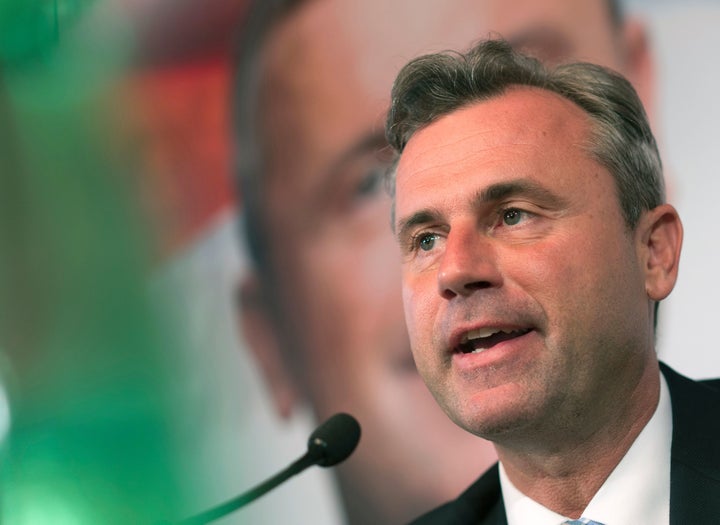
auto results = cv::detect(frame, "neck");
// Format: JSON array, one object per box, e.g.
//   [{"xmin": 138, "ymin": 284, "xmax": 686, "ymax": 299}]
[{"xmin": 496, "ymin": 361, "xmax": 661, "ymax": 518}]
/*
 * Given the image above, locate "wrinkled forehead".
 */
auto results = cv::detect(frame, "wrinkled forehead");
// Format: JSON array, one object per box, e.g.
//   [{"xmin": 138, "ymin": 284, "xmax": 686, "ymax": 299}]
[
  {"xmin": 258, "ymin": 0, "xmax": 620, "ymax": 130},
  {"xmin": 255, "ymin": 0, "xmax": 619, "ymax": 196}
]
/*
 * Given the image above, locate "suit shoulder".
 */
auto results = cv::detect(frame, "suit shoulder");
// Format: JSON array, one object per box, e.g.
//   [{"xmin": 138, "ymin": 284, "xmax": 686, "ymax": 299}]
[
  {"xmin": 700, "ymin": 377, "xmax": 720, "ymax": 391},
  {"xmin": 408, "ymin": 501, "xmax": 457, "ymax": 525},
  {"xmin": 406, "ymin": 464, "xmax": 505, "ymax": 525}
]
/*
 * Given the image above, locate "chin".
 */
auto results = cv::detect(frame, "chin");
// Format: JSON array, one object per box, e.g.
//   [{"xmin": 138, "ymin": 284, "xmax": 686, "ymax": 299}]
[{"xmin": 447, "ymin": 393, "xmax": 534, "ymax": 440}]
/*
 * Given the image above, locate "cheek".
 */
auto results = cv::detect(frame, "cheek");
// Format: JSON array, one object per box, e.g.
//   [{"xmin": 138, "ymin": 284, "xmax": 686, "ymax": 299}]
[
  {"xmin": 401, "ymin": 273, "xmax": 438, "ymax": 359},
  {"xmin": 401, "ymin": 281, "xmax": 418, "ymax": 343},
  {"xmin": 520, "ymin": 229, "xmax": 644, "ymax": 337},
  {"xmin": 278, "ymin": 212, "xmax": 398, "ymax": 312},
  {"xmin": 275, "ymin": 222, "xmax": 409, "ymax": 373}
]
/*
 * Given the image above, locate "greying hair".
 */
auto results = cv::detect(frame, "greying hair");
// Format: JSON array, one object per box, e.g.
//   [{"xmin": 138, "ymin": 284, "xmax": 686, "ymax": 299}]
[{"xmin": 385, "ymin": 38, "xmax": 664, "ymax": 229}]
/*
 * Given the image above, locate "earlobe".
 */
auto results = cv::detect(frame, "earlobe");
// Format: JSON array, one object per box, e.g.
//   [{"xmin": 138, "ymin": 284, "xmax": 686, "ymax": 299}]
[
  {"xmin": 638, "ymin": 204, "xmax": 683, "ymax": 301},
  {"xmin": 238, "ymin": 273, "xmax": 299, "ymax": 419}
]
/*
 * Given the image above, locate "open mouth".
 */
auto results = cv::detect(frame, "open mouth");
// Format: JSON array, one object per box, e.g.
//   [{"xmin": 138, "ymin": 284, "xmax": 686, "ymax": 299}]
[{"xmin": 456, "ymin": 327, "xmax": 532, "ymax": 354}]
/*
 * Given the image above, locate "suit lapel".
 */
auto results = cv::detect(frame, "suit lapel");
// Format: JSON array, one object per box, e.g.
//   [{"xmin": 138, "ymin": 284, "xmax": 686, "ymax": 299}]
[
  {"xmin": 452, "ymin": 464, "xmax": 507, "ymax": 525},
  {"xmin": 662, "ymin": 363, "xmax": 720, "ymax": 523}
]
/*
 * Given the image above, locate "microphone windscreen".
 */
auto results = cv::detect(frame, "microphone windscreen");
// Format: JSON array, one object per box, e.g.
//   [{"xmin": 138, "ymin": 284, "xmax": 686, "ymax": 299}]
[{"xmin": 307, "ymin": 413, "xmax": 361, "ymax": 467}]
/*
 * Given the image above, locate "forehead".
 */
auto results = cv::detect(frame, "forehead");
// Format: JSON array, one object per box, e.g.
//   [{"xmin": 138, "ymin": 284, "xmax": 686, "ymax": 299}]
[
  {"xmin": 263, "ymin": 0, "xmax": 620, "ymax": 154},
  {"xmin": 263, "ymin": 0, "xmax": 617, "ymax": 88},
  {"xmin": 257, "ymin": 0, "xmax": 617, "ymax": 203},
  {"xmin": 395, "ymin": 88, "xmax": 595, "ymax": 208}
]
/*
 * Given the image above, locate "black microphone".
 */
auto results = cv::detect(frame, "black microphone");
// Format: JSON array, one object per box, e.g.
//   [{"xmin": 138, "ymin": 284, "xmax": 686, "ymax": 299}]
[{"xmin": 179, "ymin": 413, "xmax": 361, "ymax": 525}]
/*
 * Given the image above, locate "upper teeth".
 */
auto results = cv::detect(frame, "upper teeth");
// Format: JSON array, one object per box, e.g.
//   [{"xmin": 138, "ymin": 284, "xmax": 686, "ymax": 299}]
[{"xmin": 463, "ymin": 328, "xmax": 511, "ymax": 342}]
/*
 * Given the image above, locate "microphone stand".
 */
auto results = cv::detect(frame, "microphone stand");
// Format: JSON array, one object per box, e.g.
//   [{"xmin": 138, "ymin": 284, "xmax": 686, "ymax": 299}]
[
  {"xmin": 179, "ymin": 450, "xmax": 319, "ymax": 525},
  {"xmin": 177, "ymin": 413, "xmax": 360, "ymax": 525}
]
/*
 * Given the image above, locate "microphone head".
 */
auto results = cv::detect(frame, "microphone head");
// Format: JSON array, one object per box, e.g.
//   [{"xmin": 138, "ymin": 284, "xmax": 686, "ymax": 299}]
[{"xmin": 307, "ymin": 413, "xmax": 361, "ymax": 467}]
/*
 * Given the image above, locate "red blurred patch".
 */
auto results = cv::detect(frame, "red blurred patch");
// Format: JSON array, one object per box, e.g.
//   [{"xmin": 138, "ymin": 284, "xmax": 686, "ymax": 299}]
[{"xmin": 111, "ymin": 57, "xmax": 238, "ymax": 258}]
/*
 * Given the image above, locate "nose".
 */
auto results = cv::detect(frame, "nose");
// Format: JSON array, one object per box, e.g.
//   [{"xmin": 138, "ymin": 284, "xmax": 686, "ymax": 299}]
[{"xmin": 437, "ymin": 225, "xmax": 501, "ymax": 299}]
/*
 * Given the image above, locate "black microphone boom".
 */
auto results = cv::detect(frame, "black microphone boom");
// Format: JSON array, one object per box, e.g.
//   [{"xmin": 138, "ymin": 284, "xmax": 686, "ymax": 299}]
[{"xmin": 179, "ymin": 413, "xmax": 361, "ymax": 525}]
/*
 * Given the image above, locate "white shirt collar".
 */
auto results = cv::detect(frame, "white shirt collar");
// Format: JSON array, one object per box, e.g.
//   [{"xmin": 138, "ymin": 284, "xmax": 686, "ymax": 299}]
[{"xmin": 500, "ymin": 373, "xmax": 672, "ymax": 525}]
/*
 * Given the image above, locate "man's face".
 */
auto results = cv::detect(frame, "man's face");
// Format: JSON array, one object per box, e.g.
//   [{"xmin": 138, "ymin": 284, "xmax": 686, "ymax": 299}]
[
  {"xmin": 394, "ymin": 88, "xmax": 655, "ymax": 445},
  {"xmin": 246, "ymin": 0, "xmax": 649, "ymax": 521}
]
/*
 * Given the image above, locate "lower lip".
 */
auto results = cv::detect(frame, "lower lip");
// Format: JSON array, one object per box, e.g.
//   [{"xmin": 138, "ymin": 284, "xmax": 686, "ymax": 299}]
[{"xmin": 451, "ymin": 330, "xmax": 537, "ymax": 373}]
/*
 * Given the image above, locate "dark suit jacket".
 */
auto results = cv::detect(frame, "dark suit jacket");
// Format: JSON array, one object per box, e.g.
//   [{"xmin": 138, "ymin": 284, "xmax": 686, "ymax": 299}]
[{"xmin": 409, "ymin": 363, "xmax": 720, "ymax": 524}]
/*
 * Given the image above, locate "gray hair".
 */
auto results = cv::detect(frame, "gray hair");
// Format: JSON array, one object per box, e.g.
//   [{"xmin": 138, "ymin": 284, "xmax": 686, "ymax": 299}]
[{"xmin": 385, "ymin": 38, "xmax": 664, "ymax": 229}]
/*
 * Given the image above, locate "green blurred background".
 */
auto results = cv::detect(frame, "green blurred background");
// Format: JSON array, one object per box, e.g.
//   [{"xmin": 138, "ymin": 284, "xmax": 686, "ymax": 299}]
[{"xmin": 0, "ymin": 1, "xmax": 193, "ymax": 522}]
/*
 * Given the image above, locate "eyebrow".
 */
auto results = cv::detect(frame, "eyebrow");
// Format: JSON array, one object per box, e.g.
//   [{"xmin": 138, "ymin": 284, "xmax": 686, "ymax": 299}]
[
  {"xmin": 476, "ymin": 179, "xmax": 566, "ymax": 207},
  {"xmin": 326, "ymin": 131, "xmax": 390, "ymax": 176},
  {"xmin": 396, "ymin": 208, "xmax": 443, "ymax": 242},
  {"xmin": 395, "ymin": 178, "xmax": 567, "ymax": 241}
]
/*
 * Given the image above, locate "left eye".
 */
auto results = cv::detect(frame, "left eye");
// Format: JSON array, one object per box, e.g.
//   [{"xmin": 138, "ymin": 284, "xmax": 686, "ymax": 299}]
[{"xmin": 502, "ymin": 209, "xmax": 525, "ymax": 226}]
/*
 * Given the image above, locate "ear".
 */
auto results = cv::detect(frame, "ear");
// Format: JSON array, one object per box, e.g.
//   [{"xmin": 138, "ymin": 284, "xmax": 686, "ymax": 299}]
[
  {"xmin": 636, "ymin": 204, "xmax": 683, "ymax": 302},
  {"xmin": 619, "ymin": 18, "xmax": 656, "ymax": 127},
  {"xmin": 237, "ymin": 272, "xmax": 299, "ymax": 419}
]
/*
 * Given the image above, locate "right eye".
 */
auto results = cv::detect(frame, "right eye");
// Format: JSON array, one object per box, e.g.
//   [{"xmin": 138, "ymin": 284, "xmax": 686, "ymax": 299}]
[{"xmin": 416, "ymin": 232, "xmax": 439, "ymax": 252}]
